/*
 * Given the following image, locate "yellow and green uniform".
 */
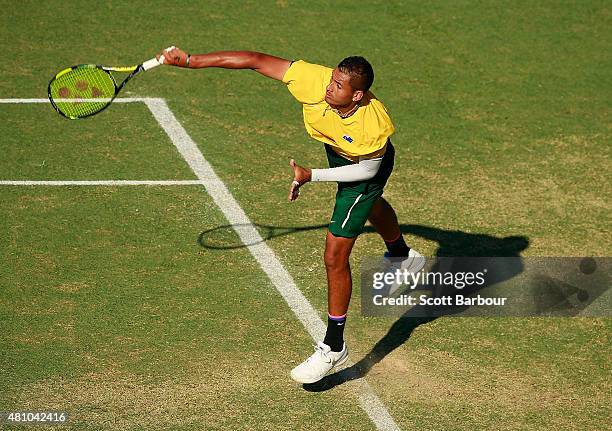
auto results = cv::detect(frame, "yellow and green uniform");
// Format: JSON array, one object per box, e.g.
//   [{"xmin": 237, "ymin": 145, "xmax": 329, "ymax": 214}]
[{"xmin": 282, "ymin": 60, "xmax": 397, "ymax": 238}]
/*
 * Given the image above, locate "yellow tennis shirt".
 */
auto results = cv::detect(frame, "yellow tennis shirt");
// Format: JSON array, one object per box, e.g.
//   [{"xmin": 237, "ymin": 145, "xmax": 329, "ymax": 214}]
[{"xmin": 282, "ymin": 60, "xmax": 394, "ymax": 161}]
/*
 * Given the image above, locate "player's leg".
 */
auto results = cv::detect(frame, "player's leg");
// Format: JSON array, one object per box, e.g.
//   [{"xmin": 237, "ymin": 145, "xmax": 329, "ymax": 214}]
[
  {"xmin": 324, "ymin": 231, "xmax": 356, "ymax": 315},
  {"xmin": 368, "ymin": 196, "xmax": 425, "ymax": 293},
  {"xmin": 289, "ymin": 231, "xmax": 354, "ymax": 384},
  {"xmin": 323, "ymin": 231, "xmax": 357, "ymax": 349},
  {"xmin": 368, "ymin": 196, "xmax": 412, "ymax": 257},
  {"xmin": 290, "ymin": 188, "xmax": 369, "ymax": 384},
  {"xmin": 368, "ymin": 196, "xmax": 401, "ymax": 242}
]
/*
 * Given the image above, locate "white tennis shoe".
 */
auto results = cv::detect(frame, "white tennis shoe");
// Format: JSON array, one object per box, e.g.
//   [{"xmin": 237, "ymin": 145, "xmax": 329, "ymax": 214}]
[
  {"xmin": 385, "ymin": 249, "xmax": 426, "ymax": 295},
  {"xmin": 290, "ymin": 341, "xmax": 348, "ymax": 384}
]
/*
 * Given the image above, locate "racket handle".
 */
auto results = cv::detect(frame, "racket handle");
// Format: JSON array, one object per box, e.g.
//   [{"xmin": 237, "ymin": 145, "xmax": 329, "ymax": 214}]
[
  {"xmin": 142, "ymin": 46, "xmax": 174, "ymax": 70},
  {"xmin": 142, "ymin": 57, "xmax": 162, "ymax": 71}
]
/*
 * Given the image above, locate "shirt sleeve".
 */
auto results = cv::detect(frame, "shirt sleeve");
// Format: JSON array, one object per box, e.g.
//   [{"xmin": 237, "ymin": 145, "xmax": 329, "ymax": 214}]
[
  {"xmin": 363, "ymin": 96, "xmax": 395, "ymax": 152},
  {"xmin": 282, "ymin": 60, "xmax": 332, "ymax": 105}
]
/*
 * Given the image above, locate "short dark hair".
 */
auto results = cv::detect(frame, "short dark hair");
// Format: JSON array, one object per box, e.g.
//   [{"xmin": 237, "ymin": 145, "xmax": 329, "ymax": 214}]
[{"xmin": 337, "ymin": 56, "xmax": 374, "ymax": 92}]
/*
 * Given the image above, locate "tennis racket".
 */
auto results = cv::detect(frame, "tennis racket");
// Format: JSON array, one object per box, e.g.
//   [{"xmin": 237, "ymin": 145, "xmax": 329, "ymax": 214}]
[{"xmin": 48, "ymin": 47, "xmax": 173, "ymax": 119}]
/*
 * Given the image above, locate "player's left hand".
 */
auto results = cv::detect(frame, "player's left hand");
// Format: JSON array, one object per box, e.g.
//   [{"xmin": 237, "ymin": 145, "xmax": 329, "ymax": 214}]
[{"xmin": 288, "ymin": 159, "xmax": 312, "ymax": 201}]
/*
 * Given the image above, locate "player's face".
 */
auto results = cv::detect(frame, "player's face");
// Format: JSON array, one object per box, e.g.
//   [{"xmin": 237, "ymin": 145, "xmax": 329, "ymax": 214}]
[{"xmin": 325, "ymin": 68, "xmax": 361, "ymax": 107}]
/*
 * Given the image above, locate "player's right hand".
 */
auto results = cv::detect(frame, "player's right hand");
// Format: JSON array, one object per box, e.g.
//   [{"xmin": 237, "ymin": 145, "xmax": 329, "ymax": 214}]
[
  {"xmin": 157, "ymin": 46, "xmax": 189, "ymax": 67},
  {"xmin": 288, "ymin": 159, "xmax": 312, "ymax": 201}
]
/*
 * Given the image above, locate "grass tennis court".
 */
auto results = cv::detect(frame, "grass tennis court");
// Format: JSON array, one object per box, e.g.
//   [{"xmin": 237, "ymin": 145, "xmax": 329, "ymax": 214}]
[{"xmin": 1, "ymin": 1, "xmax": 610, "ymax": 430}]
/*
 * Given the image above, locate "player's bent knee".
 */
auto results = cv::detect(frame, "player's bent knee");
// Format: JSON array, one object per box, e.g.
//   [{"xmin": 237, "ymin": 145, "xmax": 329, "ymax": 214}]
[
  {"xmin": 323, "ymin": 253, "xmax": 350, "ymax": 272},
  {"xmin": 324, "ymin": 237, "xmax": 354, "ymax": 271}
]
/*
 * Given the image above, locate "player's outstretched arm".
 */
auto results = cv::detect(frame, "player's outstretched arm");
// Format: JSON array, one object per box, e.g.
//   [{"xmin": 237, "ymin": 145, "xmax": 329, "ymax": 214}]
[{"xmin": 157, "ymin": 46, "xmax": 291, "ymax": 81}]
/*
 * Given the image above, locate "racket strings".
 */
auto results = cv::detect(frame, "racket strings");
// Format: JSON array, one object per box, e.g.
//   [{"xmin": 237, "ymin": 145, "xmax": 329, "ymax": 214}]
[{"xmin": 49, "ymin": 67, "xmax": 116, "ymax": 118}]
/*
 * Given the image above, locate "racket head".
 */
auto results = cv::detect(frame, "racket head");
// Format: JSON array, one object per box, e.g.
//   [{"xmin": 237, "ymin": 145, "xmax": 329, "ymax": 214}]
[{"xmin": 48, "ymin": 64, "xmax": 118, "ymax": 119}]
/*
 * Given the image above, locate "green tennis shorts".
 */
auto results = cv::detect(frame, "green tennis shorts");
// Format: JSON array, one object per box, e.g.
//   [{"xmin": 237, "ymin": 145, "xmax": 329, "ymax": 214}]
[{"xmin": 326, "ymin": 140, "xmax": 395, "ymax": 238}]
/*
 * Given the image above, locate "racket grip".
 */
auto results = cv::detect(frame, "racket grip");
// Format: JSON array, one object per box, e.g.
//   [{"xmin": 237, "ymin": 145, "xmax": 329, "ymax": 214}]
[
  {"xmin": 142, "ymin": 46, "xmax": 174, "ymax": 70},
  {"xmin": 142, "ymin": 57, "xmax": 162, "ymax": 71}
]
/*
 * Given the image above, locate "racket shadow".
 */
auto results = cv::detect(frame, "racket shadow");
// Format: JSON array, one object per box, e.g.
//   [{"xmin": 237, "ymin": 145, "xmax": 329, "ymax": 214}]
[{"xmin": 197, "ymin": 222, "xmax": 329, "ymax": 250}]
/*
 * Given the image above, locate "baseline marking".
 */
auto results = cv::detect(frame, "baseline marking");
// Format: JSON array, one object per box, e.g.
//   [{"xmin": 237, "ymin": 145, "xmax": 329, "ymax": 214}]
[
  {"xmin": 144, "ymin": 98, "xmax": 402, "ymax": 431},
  {"xmin": 0, "ymin": 97, "xmax": 153, "ymax": 104},
  {"xmin": 0, "ymin": 180, "xmax": 203, "ymax": 186}
]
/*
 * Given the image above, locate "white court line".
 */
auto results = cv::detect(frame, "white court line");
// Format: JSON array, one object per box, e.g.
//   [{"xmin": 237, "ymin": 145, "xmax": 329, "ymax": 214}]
[
  {"xmin": 0, "ymin": 97, "xmax": 153, "ymax": 104},
  {"xmin": 0, "ymin": 180, "xmax": 203, "ymax": 186},
  {"xmin": 1, "ymin": 97, "xmax": 402, "ymax": 431},
  {"xmin": 144, "ymin": 98, "xmax": 402, "ymax": 431}
]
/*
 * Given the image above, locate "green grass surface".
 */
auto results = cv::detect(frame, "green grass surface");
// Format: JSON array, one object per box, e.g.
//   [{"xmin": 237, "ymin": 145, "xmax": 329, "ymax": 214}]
[
  {"xmin": 1, "ymin": 104, "xmax": 193, "ymax": 180},
  {"xmin": 1, "ymin": 1, "xmax": 610, "ymax": 430}
]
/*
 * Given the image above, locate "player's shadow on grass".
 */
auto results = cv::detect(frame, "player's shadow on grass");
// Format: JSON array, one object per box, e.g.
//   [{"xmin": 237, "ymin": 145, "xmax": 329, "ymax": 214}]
[
  {"xmin": 301, "ymin": 225, "xmax": 531, "ymax": 392},
  {"xmin": 198, "ymin": 222, "xmax": 533, "ymax": 391}
]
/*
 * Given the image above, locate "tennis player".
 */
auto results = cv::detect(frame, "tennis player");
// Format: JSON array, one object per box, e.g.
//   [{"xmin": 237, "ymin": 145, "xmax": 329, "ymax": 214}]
[{"xmin": 158, "ymin": 47, "xmax": 424, "ymax": 384}]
